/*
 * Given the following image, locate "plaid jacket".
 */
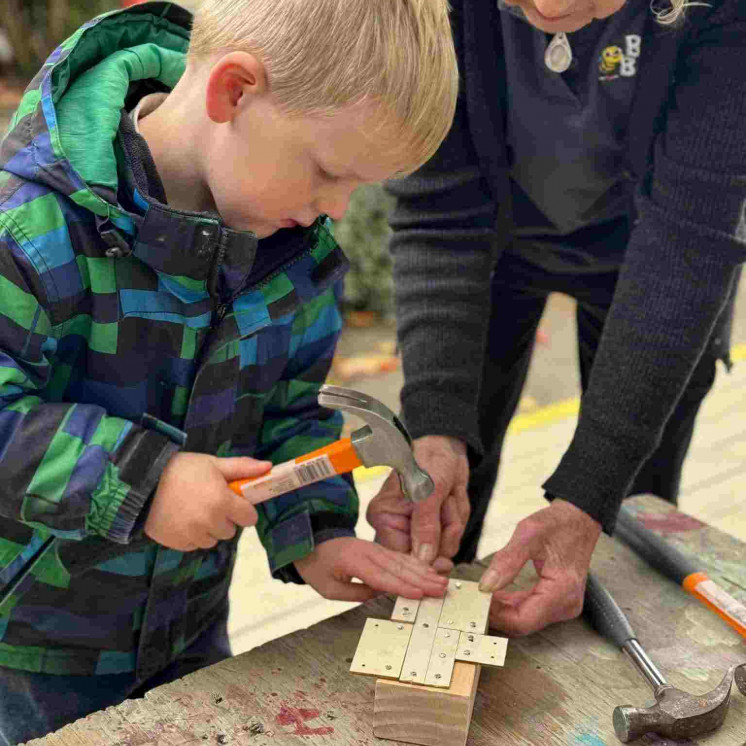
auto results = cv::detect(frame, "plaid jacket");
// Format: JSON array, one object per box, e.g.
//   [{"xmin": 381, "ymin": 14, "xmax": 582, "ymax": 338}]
[{"xmin": 0, "ymin": 2, "xmax": 357, "ymax": 677}]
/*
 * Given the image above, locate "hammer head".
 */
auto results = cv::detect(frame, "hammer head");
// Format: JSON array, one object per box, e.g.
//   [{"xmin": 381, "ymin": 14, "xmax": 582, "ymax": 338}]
[
  {"xmin": 613, "ymin": 663, "xmax": 745, "ymax": 743},
  {"xmin": 318, "ymin": 385, "xmax": 434, "ymax": 503}
]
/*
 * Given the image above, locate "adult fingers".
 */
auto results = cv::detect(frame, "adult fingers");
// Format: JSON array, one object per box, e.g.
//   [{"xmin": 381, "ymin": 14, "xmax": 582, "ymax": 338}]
[
  {"xmin": 367, "ymin": 482, "xmax": 413, "ymax": 553},
  {"xmin": 410, "ymin": 494, "xmax": 446, "ymax": 564},
  {"xmin": 432, "ymin": 556, "xmax": 454, "ymax": 575},
  {"xmin": 372, "ymin": 512, "xmax": 411, "ymax": 553},
  {"xmin": 488, "ymin": 575, "xmax": 585, "ymax": 636},
  {"xmin": 439, "ymin": 496, "xmax": 466, "ymax": 558},
  {"xmin": 478, "ymin": 527, "xmax": 533, "ymax": 593}
]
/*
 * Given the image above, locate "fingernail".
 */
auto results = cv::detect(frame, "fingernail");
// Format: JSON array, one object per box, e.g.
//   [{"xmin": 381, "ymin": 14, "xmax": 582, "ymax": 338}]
[
  {"xmin": 417, "ymin": 544, "xmax": 434, "ymax": 562},
  {"xmin": 479, "ymin": 570, "xmax": 500, "ymax": 593}
]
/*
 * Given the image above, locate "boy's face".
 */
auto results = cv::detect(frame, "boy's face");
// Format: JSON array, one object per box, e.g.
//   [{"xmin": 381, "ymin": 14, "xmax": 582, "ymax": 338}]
[{"xmin": 203, "ymin": 95, "xmax": 405, "ymax": 239}]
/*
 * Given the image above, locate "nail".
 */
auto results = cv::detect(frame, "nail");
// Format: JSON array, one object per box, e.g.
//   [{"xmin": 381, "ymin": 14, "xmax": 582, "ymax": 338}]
[
  {"xmin": 417, "ymin": 544, "xmax": 434, "ymax": 562},
  {"xmin": 479, "ymin": 569, "xmax": 500, "ymax": 593}
]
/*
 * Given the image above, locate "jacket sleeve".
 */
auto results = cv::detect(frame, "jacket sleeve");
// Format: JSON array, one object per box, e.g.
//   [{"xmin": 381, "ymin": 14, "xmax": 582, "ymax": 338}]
[
  {"xmin": 385, "ymin": 86, "xmax": 499, "ymax": 456},
  {"xmin": 253, "ymin": 284, "xmax": 357, "ymax": 582},
  {"xmin": 544, "ymin": 7, "xmax": 746, "ymax": 533},
  {"xmin": 0, "ymin": 220, "xmax": 181, "ymax": 545}
]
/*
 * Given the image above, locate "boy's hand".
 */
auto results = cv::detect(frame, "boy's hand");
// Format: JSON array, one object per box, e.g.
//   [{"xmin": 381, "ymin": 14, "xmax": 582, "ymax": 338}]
[
  {"xmin": 293, "ymin": 537, "xmax": 449, "ymax": 603},
  {"xmin": 145, "ymin": 453, "xmax": 272, "ymax": 551}
]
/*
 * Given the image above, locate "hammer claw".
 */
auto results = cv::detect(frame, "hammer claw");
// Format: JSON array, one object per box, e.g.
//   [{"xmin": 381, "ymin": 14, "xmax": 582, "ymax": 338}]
[{"xmin": 318, "ymin": 385, "xmax": 433, "ymax": 503}]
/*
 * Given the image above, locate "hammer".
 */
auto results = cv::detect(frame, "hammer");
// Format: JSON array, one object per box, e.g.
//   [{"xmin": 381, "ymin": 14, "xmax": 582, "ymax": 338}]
[
  {"xmin": 584, "ymin": 572, "xmax": 746, "ymax": 742},
  {"xmin": 229, "ymin": 385, "xmax": 434, "ymax": 505},
  {"xmin": 0, "ymin": 387, "xmax": 433, "ymax": 613},
  {"xmin": 615, "ymin": 505, "xmax": 746, "ymax": 640}
]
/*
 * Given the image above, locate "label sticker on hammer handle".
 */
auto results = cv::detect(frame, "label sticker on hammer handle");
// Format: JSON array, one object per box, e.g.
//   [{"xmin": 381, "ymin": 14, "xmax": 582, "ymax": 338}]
[
  {"xmin": 238, "ymin": 455, "xmax": 334, "ymax": 503},
  {"xmin": 695, "ymin": 579, "xmax": 746, "ymax": 629}
]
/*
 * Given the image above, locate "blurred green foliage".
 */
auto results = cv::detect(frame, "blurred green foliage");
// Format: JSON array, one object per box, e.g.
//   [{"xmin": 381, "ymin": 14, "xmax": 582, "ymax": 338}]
[
  {"xmin": 1, "ymin": 0, "xmax": 117, "ymax": 75},
  {"xmin": 334, "ymin": 184, "xmax": 396, "ymax": 317}
]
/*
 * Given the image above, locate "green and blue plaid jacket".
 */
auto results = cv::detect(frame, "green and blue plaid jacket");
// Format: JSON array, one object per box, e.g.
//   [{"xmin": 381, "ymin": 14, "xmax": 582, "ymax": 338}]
[{"xmin": 0, "ymin": 2, "xmax": 357, "ymax": 677}]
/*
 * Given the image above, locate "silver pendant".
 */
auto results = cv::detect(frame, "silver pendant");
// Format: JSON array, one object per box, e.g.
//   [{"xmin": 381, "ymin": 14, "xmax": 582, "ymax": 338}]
[{"xmin": 545, "ymin": 32, "xmax": 572, "ymax": 73}]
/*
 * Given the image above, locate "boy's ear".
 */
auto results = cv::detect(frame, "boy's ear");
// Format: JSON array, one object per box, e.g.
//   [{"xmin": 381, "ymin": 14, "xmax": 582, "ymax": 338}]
[{"xmin": 205, "ymin": 51, "xmax": 268, "ymax": 124}]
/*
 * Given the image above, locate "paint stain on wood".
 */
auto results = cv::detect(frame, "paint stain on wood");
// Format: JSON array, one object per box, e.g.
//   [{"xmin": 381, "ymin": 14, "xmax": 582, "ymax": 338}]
[
  {"xmin": 275, "ymin": 703, "xmax": 334, "ymax": 736},
  {"xmin": 636, "ymin": 511, "xmax": 705, "ymax": 534}
]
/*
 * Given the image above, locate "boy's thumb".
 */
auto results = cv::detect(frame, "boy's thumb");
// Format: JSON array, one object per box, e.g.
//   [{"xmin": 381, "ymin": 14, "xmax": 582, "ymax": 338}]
[{"xmin": 213, "ymin": 456, "xmax": 273, "ymax": 482}]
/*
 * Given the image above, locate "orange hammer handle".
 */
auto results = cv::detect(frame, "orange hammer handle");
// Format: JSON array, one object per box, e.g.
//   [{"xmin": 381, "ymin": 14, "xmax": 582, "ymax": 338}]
[
  {"xmin": 228, "ymin": 438, "xmax": 362, "ymax": 505},
  {"xmin": 683, "ymin": 571, "xmax": 746, "ymax": 640}
]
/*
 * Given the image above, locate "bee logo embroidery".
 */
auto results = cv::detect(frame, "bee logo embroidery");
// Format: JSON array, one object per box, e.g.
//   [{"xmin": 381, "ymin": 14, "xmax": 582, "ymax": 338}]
[{"xmin": 599, "ymin": 35, "xmax": 641, "ymax": 80}]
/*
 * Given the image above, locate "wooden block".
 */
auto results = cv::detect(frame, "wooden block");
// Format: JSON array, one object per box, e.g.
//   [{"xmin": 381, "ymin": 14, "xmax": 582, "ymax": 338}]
[
  {"xmin": 374, "ymin": 661, "xmax": 480, "ymax": 746},
  {"xmin": 371, "ymin": 579, "xmax": 493, "ymax": 745}
]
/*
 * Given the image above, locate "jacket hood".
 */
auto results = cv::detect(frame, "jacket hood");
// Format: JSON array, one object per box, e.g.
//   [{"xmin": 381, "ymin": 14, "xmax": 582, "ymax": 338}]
[{"xmin": 0, "ymin": 2, "xmax": 190, "ymax": 234}]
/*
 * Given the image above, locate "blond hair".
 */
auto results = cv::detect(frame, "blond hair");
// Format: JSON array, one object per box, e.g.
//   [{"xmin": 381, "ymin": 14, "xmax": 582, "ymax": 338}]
[
  {"xmin": 652, "ymin": 0, "xmax": 709, "ymax": 25},
  {"xmin": 188, "ymin": 0, "xmax": 458, "ymax": 172}
]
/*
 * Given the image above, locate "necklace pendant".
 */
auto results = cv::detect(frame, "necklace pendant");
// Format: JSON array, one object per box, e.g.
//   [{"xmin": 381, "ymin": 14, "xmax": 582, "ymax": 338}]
[{"xmin": 545, "ymin": 32, "xmax": 572, "ymax": 73}]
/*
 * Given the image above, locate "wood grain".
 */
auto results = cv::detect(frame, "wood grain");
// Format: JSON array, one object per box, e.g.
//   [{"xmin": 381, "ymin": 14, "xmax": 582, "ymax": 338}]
[
  {"xmin": 29, "ymin": 496, "xmax": 746, "ymax": 746},
  {"xmin": 374, "ymin": 662, "xmax": 481, "ymax": 746}
]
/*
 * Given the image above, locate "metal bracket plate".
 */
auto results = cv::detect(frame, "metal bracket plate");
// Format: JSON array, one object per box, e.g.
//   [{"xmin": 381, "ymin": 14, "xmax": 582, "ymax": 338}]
[
  {"xmin": 438, "ymin": 579, "xmax": 491, "ymax": 634},
  {"xmin": 455, "ymin": 632, "xmax": 508, "ymax": 667},
  {"xmin": 391, "ymin": 596, "xmax": 420, "ymax": 623},
  {"xmin": 350, "ymin": 618, "xmax": 413, "ymax": 678},
  {"xmin": 399, "ymin": 594, "xmax": 446, "ymax": 684},
  {"xmin": 424, "ymin": 627, "xmax": 460, "ymax": 687}
]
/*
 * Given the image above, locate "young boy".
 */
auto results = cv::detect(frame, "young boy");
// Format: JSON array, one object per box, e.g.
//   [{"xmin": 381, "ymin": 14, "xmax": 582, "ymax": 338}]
[{"xmin": 0, "ymin": 0, "xmax": 458, "ymax": 741}]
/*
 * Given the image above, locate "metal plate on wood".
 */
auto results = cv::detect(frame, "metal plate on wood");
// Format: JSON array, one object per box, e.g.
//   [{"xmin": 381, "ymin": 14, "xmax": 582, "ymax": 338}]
[
  {"xmin": 424, "ymin": 627, "xmax": 460, "ymax": 688},
  {"xmin": 391, "ymin": 596, "xmax": 420, "ymax": 623},
  {"xmin": 398, "ymin": 595, "xmax": 445, "ymax": 684},
  {"xmin": 438, "ymin": 579, "xmax": 491, "ymax": 634},
  {"xmin": 350, "ymin": 619, "xmax": 412, "ymax": 679},
  {"xmin": 456, "ymin": 632, "xmax": 508, "ymax": 667}
]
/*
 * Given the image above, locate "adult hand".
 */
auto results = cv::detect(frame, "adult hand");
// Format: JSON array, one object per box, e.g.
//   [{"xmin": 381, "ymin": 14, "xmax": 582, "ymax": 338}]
[
  {"xmin": 478, "ymin": 499, "xmax": 602, "ymax": 636},
  {"xmin": 145, "ymin": 453, "xmax": 271, "ymax": 551},
  {"xmin": 366, "ymin": 435, "xmax": 469, "ymax": 568},
  {"xmin": 294, "ymin": 537, "xmax": 449, "ymax": 603}
]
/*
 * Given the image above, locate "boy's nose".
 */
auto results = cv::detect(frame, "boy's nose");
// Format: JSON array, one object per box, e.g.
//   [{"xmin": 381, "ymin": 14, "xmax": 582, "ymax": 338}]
[{"xmin": 317, "ymin": 189, "xmax": 353, "ymax": 223}]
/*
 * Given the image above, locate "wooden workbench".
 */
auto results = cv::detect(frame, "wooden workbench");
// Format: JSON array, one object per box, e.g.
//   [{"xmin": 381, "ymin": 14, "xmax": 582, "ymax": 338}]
[{"xmin": 30, "ymin": 495, "xmax": 746, "ymax": 745}]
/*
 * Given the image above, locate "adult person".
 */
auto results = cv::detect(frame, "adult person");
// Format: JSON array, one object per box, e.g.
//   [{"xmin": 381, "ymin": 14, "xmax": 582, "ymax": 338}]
[{"xmin": 367, "ymin": 0, "xmax": 746, "ymax": 636}]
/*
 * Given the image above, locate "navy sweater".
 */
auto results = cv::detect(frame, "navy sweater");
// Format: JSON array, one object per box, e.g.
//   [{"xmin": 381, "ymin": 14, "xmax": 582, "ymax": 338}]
[{"xmin": 387, "ymin": 0, "xmax": 746, "ymax": 533}]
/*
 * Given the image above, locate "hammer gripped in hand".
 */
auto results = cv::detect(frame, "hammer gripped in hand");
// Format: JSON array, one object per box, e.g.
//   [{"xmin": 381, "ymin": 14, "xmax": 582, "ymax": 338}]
[
  {"xmin": 229, "ymin": 385, "xmax": 434, "ymax": 506},
  {"xmin": 0, "ymin": 386, "xmax": 434, "ymax": 612},
  {"xmin": 584, "ymin": 572, "xmax": 746, "ymax": 743}
]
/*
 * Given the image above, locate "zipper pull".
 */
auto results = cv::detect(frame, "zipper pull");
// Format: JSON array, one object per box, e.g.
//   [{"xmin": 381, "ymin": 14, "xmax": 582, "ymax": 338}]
[{"xmin": 545, "ymin": 32, "xmax": 572, "ymax": 73}]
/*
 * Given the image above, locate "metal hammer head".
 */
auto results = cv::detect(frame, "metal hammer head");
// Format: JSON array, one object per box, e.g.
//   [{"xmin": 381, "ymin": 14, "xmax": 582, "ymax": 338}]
[
  {"xmin": 318, "ymin": 385, "xmax": 434, "ymax": 503},
  {"xmin": 613, "ymin": 663, "xmax": 745, "ymax": 742}
]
